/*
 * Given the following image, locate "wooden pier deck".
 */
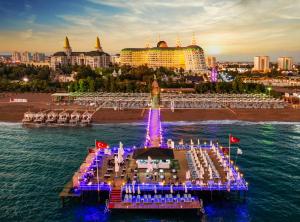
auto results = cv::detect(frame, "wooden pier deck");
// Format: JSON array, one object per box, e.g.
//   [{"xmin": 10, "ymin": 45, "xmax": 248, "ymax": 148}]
[{"xmin": 109, "ymin": 200, "xmax": 202, "ymax": 211}]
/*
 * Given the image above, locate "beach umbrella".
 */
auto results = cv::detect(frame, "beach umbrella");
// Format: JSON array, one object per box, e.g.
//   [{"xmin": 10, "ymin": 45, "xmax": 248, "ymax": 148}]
[
  {"xmin": 137, "ymin": 185, "xmax": 141, "ymax": 195},
  {"xmin": 171, "ymin": 140, "xmax": 175, "ymax": 149},
  {"xmin": 119, "ymin": 142, "xmax": 124, "ymax": 154},
  {"xmin": 114, "ymin": 156, "xmax": 119, "ymax": 174},
  {"xmin": 190, "ymin": 139, "xmax": 194, "ymax": 146},
  {"xmin": 118, "ymin": 147, "xmax": 123, "ymax": 163},
  {"xmin": 184, "ymin": 184, "xmax": 188, "ymax": 193},
  {"xmin": 170, "ymin": 184, "xmax": 173, "ymax": 194},
  {"xmin": 147, "ymin": 156, "xmax": 153, "ymax": 173},
  {"xmin": 186, "ymin": 170, "xmax": 191, "ymax": 181}
]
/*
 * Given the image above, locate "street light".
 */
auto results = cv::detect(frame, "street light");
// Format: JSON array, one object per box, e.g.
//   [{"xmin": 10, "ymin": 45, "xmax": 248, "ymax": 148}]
[
  {"xmin": 267, "ymin": 87, "xmax": 272, "ymax": 97},
  {"xmin": 23, "ymin": 77, "xmax": 29, "ymax": 82}
]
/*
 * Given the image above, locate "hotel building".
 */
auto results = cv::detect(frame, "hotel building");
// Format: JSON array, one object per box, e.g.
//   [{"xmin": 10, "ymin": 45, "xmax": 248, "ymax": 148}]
[
  {"xmin": 278, "ymin": 57, "xmax": 293, "ymax": 70},
  {"xmin": 120, "ymin": 39, "xmax": 207, "ymax": 74},
  {"xmin": 11, "ymin": 51, "xmax": 21, "ymax": 63},
  {"xmin": 50, "ymin": 36, "xmax": 110, "ymax": 70},
  {"xmin": 253, "ymin": 56, "xmax": 270, "ymax": 73},
  {"xmin": 32, "ymin": 52, "xmax": 46, "ymax": 62},
  {"xmin": 205, "ymin": 56, "xmax": 216, "ymax": 68}
]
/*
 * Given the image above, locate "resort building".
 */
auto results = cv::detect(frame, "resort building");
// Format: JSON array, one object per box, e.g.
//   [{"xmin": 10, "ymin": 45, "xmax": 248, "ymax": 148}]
[
  {"xmin": 278, "ymin": 57, "xmax": 293, "ymax": 70},
  {"xmin": 11, "ymin": 51, "xmax": 21, "ymax": 63},
  {"xmin": 253, "ymin": 56, "xmax": 270, "ymax": 73},
  {"xmin": 21, "ymin": 51, "xmax": 32, "ymax": 63},
  {"xmin": 50, "ymin": 36, "xmax": 110, "ymax": 70},
  {"xmin": 120, "ymin": 38, "xmax": 207, "ymax": 74},
  {"xmin": 32, "ymin": 52, "xmax": 46, "ymax": 62},
  {"xmin": 205, "ymin": 56, "xmax": 216, "ymax": 68}
]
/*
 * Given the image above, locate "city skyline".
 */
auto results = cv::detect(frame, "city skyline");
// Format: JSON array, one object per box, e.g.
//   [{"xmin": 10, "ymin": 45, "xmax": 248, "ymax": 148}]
[{"xmin": 0, "ymin": 0, "xmax": 300, "ymax": 62}]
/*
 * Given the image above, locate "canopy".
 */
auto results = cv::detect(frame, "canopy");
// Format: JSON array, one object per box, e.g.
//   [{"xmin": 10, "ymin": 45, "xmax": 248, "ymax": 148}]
[{"xmin": 133, "ymin": 148, "xmax": 174, "ymax": 160}]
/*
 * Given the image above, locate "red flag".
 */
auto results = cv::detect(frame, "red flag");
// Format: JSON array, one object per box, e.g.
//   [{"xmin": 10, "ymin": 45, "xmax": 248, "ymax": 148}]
[
  {"xmin": 95, "ymin": 140, "xmax": 108, "ymax": 149},
  {"xmin": 230, "ymin": 135, "xmax": 240, "ymax": 144}
]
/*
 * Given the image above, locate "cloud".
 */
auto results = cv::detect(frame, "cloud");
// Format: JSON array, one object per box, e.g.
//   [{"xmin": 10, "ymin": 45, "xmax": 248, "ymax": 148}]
[
  {"xmin": 0, "ymin": 0, "xmax": 299, "ymax": 61},
  {"xmin": 20, "ymin": 29, "xmax": 33, "ymax": 39}
]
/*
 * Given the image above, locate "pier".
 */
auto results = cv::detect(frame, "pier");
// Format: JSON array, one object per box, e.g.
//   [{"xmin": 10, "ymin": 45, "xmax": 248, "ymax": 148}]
[{"xmin": 60, "ymin": 77, "xmax": 248, "ymax": 214}]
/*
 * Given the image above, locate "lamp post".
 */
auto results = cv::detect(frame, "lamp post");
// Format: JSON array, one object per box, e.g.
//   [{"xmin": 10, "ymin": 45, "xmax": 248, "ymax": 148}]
[{"xmin": 267, "ymin": 87, "xmax": 272, "ymax": 97}]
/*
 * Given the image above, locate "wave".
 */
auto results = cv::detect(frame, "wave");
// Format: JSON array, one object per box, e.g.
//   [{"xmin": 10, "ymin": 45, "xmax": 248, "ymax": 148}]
[
  {"xmin": 93, "ymin": 122, "xmax": 146, "ymax": 126},
  {"xmin": 0, "ymin": 121, "xmax": 21, "ymax": 126},
  {"xmin": 1, "ymin": 120, "xmax": 300, "ymax": 128},
  {"xmin": 162, "ymin": 120, "xmax": 300, "ymax": 126}
]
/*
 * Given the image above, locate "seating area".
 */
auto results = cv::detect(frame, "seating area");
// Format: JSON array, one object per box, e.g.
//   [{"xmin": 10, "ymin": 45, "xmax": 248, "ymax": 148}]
[
  {"xmin": 123, "ymin": 193, "xmax": 196, "ymax": 204},
  {"xmin": 52, "ymin": 92, "xmax": 286, "ymax": 110},
  {"xmin": 186, "ymin": 146, "xmax": 224, "ymax": 184}
]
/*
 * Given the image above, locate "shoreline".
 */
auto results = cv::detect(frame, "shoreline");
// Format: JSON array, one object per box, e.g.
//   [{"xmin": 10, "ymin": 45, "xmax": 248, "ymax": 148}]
[
  {"xmin": 1, "ymin": 92, "xmax": 300, "ymax": 123},
  {"xmin": 1, "ymin": 107, "xmax": 300, "ymax": 124}
]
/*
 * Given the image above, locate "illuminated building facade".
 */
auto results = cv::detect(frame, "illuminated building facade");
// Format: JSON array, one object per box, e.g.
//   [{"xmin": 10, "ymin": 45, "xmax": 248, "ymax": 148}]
[
  {"xmin": 253, "ymin": 56, "xmax": 270, "ymax": 73},
  {"xmin": 51, "ymin": 36, "xmax": 110, "ymax": 70},
  {"xmin": 206, "ymin": 56, "xmax": 216, "ymax": 68},
  {"xmin": 278, "ymin": 57, "xmax": 293, "ymax": 70},
  {"xmin": 120, "ymin": 40, "xmax": 207, "ymax": 74}
]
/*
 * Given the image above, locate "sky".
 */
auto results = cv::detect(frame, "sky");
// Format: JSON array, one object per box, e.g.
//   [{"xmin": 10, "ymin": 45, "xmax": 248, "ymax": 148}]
[{"xmin": 0, "ymin": 0, "xmax": 300, "ymax": 62}]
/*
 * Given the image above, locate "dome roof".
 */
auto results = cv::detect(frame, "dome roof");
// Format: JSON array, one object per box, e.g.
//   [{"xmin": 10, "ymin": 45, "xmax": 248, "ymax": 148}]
[{"xmin": 157, "ymin": 41, "xmax": 168, "ymax": 48}]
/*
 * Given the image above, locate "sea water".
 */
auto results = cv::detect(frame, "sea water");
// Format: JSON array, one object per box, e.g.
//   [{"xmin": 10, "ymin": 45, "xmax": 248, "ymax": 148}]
[{"xmin": 0, "ymin": 121, "xmax": 299, "ymax": 222}]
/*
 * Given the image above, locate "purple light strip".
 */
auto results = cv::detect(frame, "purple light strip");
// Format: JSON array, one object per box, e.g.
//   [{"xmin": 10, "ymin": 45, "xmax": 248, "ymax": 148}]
[{"xmin": 144, "ymin": 108, "xmax": 163, "ymax": 147}]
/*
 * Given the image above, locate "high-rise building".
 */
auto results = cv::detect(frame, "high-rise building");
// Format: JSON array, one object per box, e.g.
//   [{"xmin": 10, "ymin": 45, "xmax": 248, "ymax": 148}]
[
  {"xmin": 21, "ymin": 51, "xmax": 32, "ymax": 63},
  {"xmin": 12, "ymin": 51, "xmax": 21, "ymax": 63},
  {"xmin": 120, "ymin": 35, "xmax": 207, "ymax": 74},
  {"xmin": 33, "ymin": 52, "xmax": 46, "ymax": 62},
  {"xmin": 253, "ymin": 56, "xmax": 270, "ymax": 73},
  {"xmin": 278, "ymin": 57, "xmax": 293, "ymax": 70},
  {"xmin": 50, "ymin": 36, "xmax": 110, "ymax": 70},
  {"xmin": 206, "ymin": 56, "xmax": 216, "ymax": 68}
]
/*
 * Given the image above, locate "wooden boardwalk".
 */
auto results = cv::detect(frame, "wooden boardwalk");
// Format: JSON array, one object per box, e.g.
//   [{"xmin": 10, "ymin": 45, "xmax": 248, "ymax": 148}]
[{"xmin": 109, "ymin": 200, "xmax": 202, "ymax": 210}]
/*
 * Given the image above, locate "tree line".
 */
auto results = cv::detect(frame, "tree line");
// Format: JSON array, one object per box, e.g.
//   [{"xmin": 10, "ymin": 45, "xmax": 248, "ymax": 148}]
[{"xmin": 0, "ymin": 63, "xmax": 271, "ymax": 95}]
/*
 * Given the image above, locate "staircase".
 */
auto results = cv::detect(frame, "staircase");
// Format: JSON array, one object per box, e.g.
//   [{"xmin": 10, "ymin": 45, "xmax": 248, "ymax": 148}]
[{"xmin": 108, "ymin": 188, "xmax": 122, "ymax": 209}]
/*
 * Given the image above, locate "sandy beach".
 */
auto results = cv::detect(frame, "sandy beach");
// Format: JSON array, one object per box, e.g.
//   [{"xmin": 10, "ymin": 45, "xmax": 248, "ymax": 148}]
[{"xmin": 1, "ymin": 92, "xmax": 300, "ymax": 123}]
